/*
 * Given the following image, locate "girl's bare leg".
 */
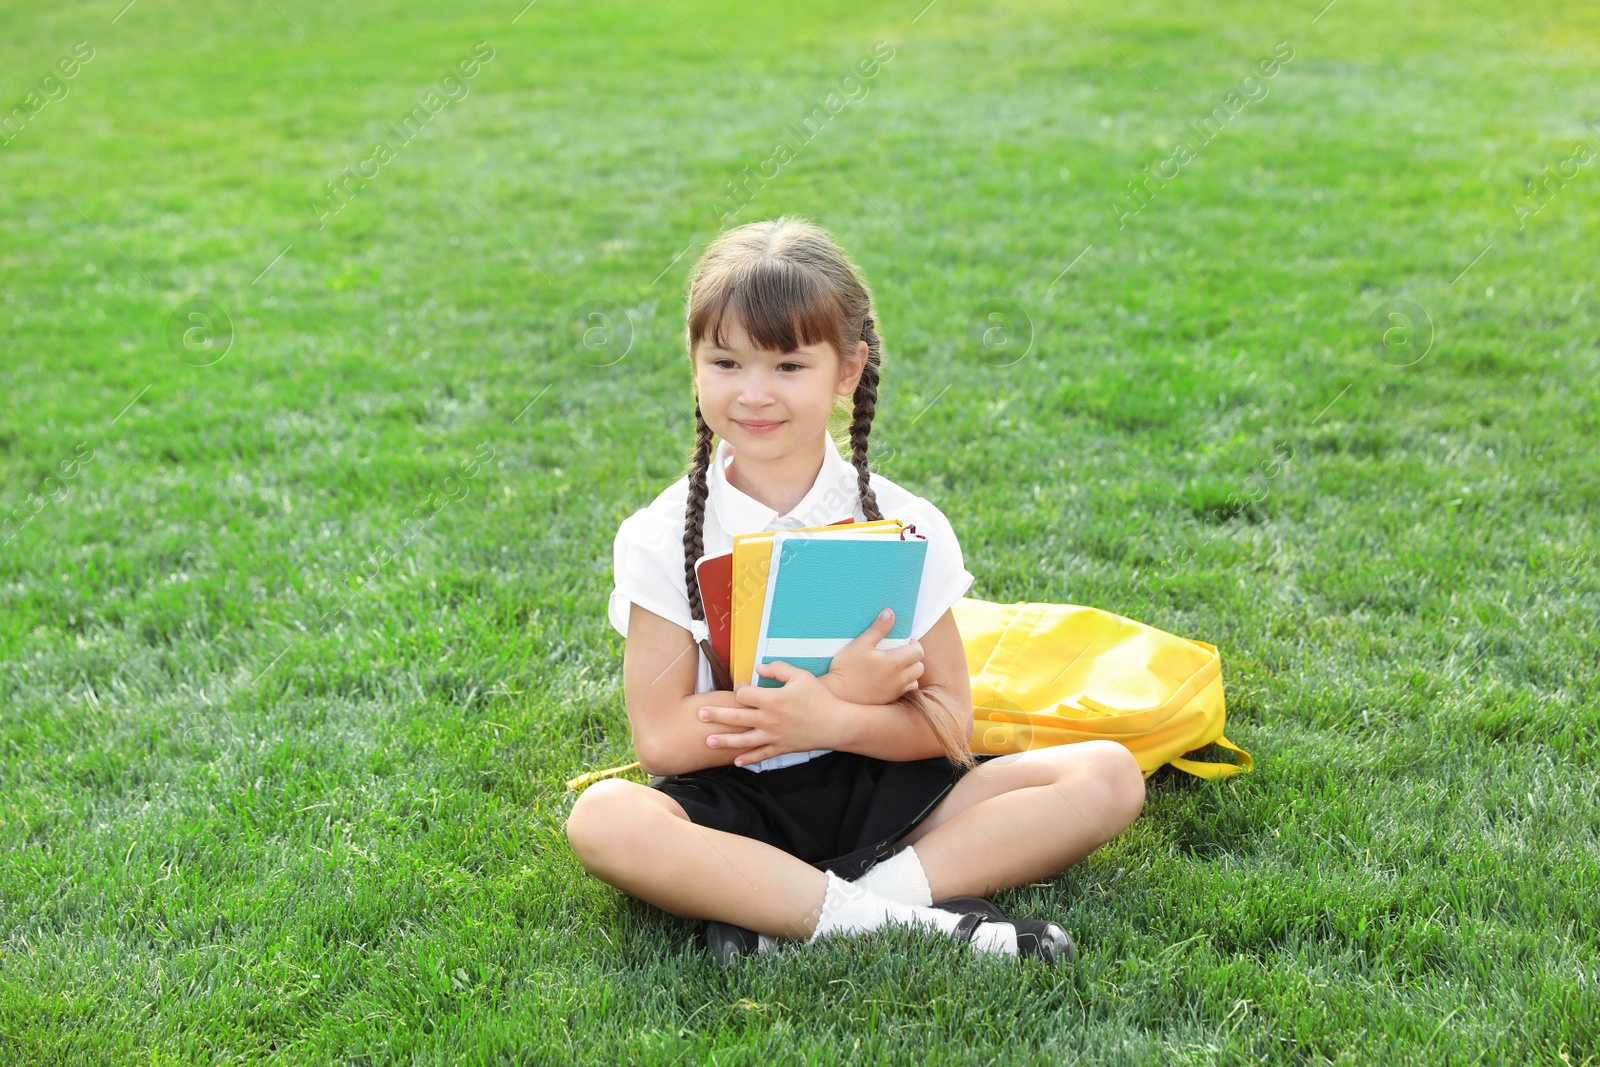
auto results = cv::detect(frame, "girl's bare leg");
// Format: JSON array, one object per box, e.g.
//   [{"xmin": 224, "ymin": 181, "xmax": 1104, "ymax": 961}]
[
  {"xmin": 891, "ymin": 740, "xmax": 1147, "ymax": 901},
  {"xmin": 565, "ymin": 778, "xmax": 829, "ymax": 940}
]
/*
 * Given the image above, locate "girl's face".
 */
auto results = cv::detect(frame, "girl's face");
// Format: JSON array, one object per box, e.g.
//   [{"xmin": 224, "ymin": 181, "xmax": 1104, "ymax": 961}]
[{"xmin": 692, "ymin": 315, "xmax": 866, "ymax": 456}]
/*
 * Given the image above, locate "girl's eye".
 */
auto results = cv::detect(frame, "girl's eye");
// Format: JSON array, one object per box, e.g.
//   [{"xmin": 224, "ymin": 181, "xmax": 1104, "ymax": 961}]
[{"xmin": 711, "ymin": 359, "xmax": 805, "ymax": 372}]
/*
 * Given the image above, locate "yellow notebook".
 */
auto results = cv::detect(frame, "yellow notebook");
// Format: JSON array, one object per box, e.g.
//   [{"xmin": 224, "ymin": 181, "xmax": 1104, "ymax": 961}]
[{"xmin": 729, "ymin": 519, "xmax": 905, "ymax": 690}]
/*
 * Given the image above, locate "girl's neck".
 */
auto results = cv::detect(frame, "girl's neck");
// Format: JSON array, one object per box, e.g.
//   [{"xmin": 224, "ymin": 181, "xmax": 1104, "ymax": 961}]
[{"xmin": 723, "ymin": 434, "xmax": 831, "ymax": 518}]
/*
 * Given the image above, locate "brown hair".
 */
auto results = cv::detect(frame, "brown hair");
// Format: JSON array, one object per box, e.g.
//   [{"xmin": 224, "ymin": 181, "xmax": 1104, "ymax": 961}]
[{"xmin": 677, "ymin": 216, "xmax": 974, "ymax": 772}]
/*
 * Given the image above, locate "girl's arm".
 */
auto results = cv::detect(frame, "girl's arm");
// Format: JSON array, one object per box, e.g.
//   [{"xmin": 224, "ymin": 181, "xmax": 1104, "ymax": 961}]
[
  {"xmin": 824, "ymin": 608, "xmax": 975, "ymax": 763},
  {"xmin": 621, "ymin": 601, "xmax": 754, "ymax": 776}
]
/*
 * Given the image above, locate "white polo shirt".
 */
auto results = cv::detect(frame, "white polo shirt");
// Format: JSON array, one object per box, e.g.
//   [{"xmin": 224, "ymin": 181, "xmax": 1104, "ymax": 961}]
[{"xmin": 609, "ymin": 436, "xmax": 976, "ymax": 773}]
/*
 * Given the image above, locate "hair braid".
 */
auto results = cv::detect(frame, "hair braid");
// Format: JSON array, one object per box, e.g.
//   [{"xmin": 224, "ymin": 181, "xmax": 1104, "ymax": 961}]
[
  {"xmin": 846, "ymin": 314, "xmax": 887, "ymax": 523},
  {"xmin": 683, "ymin": 404, "xmax": 736, "ymax": 692},
  {"xmin": 847, "ymin": 313, "xmax": 975, "ymax": 772}
]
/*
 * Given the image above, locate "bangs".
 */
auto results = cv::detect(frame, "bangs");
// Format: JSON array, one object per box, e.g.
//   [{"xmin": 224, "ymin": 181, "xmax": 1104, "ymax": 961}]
[{"xmin": 689, "ymin": 257, "xmax": 845, "ymax": 356}]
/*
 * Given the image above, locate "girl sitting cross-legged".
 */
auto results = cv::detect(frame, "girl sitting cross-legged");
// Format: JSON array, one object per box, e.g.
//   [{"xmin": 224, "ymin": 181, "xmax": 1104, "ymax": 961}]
[{"xmin": 565, "ymin": 215, "xmax": 1146, "ymax": 965}]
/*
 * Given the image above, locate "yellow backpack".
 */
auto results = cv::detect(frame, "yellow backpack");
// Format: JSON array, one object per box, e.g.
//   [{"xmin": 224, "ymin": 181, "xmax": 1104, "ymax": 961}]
[
  {"xmin": 565, "ymin": 596, "xmax": 1251, "ymax": 790},
  {"xmin": 952, "ymin": 598, "xmax": 1250, "ymax": 779}
]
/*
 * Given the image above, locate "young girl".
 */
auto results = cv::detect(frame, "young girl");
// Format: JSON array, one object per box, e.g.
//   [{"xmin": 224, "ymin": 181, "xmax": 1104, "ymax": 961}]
[{"xmin": 566, "ymin": 216, "xmax": 1146, "ymax": 965}]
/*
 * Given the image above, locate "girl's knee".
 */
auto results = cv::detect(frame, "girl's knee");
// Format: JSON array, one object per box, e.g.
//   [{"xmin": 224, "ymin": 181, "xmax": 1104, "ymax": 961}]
[
  {"xmin": 1077, "ymin": 740, "xmax": 1146, "ymax": 832},
  {"xmin": 565, "ymin": 779, "xmax": 662, "ymax": 871}
]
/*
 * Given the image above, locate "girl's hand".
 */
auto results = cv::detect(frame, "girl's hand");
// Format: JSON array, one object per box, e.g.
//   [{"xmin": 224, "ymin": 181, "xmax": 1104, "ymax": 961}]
[
  {"xmin": 698, "ymin": 661, "xmax": 845, "ymax": 767},
  {"xmin": 818, "ymin": 608, "xmax": 926, "ymax": 707}
]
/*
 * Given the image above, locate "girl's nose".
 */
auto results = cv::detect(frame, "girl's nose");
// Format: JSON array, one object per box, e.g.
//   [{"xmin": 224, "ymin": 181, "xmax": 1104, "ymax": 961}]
[{"xmin": 738, "ymin": 372, "xmax": 777, "ymax": 405}]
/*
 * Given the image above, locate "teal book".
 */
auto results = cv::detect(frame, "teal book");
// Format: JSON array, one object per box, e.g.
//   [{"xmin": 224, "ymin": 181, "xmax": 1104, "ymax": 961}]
[{"xmin": 752, "ymin": 528, "xmax": 929, "ymax": 688}]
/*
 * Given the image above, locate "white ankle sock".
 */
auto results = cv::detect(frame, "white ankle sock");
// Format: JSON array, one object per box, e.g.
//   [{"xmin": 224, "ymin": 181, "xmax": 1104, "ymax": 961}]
[
  {"xmin": 849, "ymin": 845, "xmax": 933, "ymax": 907},
  {"xmin": 807, "ymin": 870, "xmax": 1018, "ymax": 957}
]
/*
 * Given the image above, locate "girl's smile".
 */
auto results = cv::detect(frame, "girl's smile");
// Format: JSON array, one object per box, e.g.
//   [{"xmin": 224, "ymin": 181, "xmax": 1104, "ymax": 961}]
[{"xmin": 733, "ymin": 419, "xmax": 784, "ymax": 435}]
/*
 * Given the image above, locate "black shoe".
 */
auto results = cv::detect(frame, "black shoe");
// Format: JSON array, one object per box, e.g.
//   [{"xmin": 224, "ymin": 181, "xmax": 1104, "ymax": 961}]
[
  {"xmin": 940, "ymin": 905, "xmax": 1076, "ymax": 965},
  {"xmin": 931, "ymin": 895, "xmax": 1008, "ymax": 921},
  {"xmin": 705, "ymin": 920, "xmax": 780, "ymax": 965}
]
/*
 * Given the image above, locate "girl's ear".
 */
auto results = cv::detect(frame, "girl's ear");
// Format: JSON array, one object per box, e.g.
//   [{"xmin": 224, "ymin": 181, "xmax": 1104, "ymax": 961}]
[{"xmin": 837, "ymin": 339, "xmax": 868, "ymax": 396}]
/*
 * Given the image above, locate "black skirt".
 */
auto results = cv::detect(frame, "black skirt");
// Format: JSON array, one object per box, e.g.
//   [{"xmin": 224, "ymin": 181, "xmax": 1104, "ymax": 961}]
[{"xmin": 649, "ymin": 750, "xmax": 1003, "ymax": 879}]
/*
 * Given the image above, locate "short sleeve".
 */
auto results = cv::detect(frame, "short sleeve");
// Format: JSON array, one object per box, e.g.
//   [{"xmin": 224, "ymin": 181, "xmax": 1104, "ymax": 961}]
[
  {"xmin": 901, "ymin": 496, "xmax": 976, "ymax": 640},
  {"xmin": 608, "ymin": 510, "xmax": 703, "ymax": 642}
]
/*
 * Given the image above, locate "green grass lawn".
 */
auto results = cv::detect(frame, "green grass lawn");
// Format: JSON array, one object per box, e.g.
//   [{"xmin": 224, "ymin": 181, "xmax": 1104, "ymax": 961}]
[{"xmin": 3, "ymin": 0, "xmax": 1597, "ymax": 1062}]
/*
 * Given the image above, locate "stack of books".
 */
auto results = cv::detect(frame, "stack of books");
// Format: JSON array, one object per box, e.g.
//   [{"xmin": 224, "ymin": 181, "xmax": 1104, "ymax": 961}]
[{"xmin": 695, "ymin": 518, "xmax": 929, "ymax": 689}]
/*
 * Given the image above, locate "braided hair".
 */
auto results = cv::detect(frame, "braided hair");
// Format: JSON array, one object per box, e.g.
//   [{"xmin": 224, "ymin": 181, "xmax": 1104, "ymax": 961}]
[{"xmin": 677, "ymin": 216, "xmax": 974, "ymax": 771}]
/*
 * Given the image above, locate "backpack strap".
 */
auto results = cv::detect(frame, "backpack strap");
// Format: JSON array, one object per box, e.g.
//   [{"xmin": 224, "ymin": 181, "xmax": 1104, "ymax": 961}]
[
  {"xmin": 565, "ymin": 760, "xmax": 642, "ymax": 791},
  {"xmin": 1167, "ymin": 735, "xmax": 1253, "ymax": 779}
]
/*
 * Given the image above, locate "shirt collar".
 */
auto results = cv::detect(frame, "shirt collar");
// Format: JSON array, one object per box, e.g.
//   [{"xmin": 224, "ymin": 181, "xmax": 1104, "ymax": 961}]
[{"xmin": 707, "ymin": 437, "xmax": 860, "ymax": 534}]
